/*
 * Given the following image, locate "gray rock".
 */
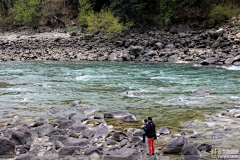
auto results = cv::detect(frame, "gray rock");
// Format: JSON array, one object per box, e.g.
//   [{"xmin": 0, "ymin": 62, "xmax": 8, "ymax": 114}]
[
  {"xmin": 196, "ymin": 143, "xmax": 212, "ymax": 152},
  {"xmin": 34, "ymin": 124, "xmax": 54, "ymax": 137},
  {"xmin": 49, "ymin": 135, "xmax": 68, "ymax": 144},
  {"xmin": 211, "ymin": 42, "xmax": 220, "ymax": 49},
  {"xmin": 112, "ymin": 132, "xmax": 127, "ymax": 142},
  {"xmin": 225, "ymin": 58, "xmax": 235, "ymax": 65},
  {"xmin": 33, "ymin": 117, "xmax": 49, "ymax": 127},
  {"xmin": 71, "ymin": 100, "xmax": 81, "ymax": 107},
  {"xmin": 182, "ymin": 144, "xmax": 201, "ymax": 160},
  {"xmin": 82, "ymin": 129, "xmax": 96, "ymax": 139},
  {"xmin": 16, "ymin": 145, "xmax": 30, "ymax": 154},
  {"xmin": 119, "ymin": 139, "xmax": 128, "ymax": 147},
  {"xmin": 85, "ymin": 147, "xmax": 103, "ymax": 155},
  {"xmin": 12, "ymin": 131, "xmax": 25, "ymax": 145},
  {"xmin": 50, "ymin": 108, "xmax": 66, "ymax": 114},
  {"xmin": 233, "ymin": 61, "xmax": 240, "ymax": 66},
  {"xmin": 155, "ymin": 42, "xmax": 163, "ymax": 50},
  {"xmin": 65, "ymin": 138, "xmax": 90, "ymax": 148},
  {"xmin": 3, "ymin": 129, "xmax": 14, "ymax": 139},
  {"xmin": 108, "ymin": 53, "xmax": 117, "ymax": 61},
  {"xmin": 179, "ymin": 33, "xmax": 186, "ymax": 38},
  {"xmin": 133, "ymin": 129, "xmax": 144, "ymax": 136},
  {"xmin": 157, "ymin": 127, "xmax": 170, "ymax": 135},
  {"xmin": 58, "ymin": 146, "xmax": 81, "ymax": 156},
  {"xmin": 104, "ymin": 111, "xmax": 130, "ymax": 119},
  {"xmin": 94, "ymin": 126, "xmax": 110, "ymax": 139},
  {"xmin": 78, "ymin": 107, "xmax": 99, "ymax": 115},
  {"xmin": 0, "ymin": 136, "xmax": 15, "ymax": 155},
  {"xmin": 94, "ymin": 113, "xmax": 104, "ymax": 119},
  {"xmin": 123, "ymin": 114, "xmax": 136, "ymax": 122},
  {"xmin": 58, "ymin": 120, "xmax": 74, "ymax": 130},
  {"xmin": 125, "ymin": 39, "xmax": 133, "ymax": 48},
  {"xmin": 15, "ymin": 154, "xmax": 35, "ymax": 160},
  {"xmin": 55, "ymin": 140, "xmax": 63, "ymax": 150},
  {"xmin": 3, "ymin": 112, "xmax": 17, "ymax": 118},
  {"xmin": 24, "ymin": 130, "xmax": 38, "ymax": 146},
  {"xmin": 70, "ymin": 123, "xmax": 90, "ymax": 133},
  {"xmin": 144, "ymin": 51, "xmax": 158, "ymax": 57},
  {"xmin": 168, "ymin": 54, "xmax": 178, "ymax": 63},
  {"xmin": 191, "ymin": 87, "xmax": 211, "ymax": 97},
  {"xmin": 162, "ymin": 137, "xmax": 187, "ymax": 154},
  {"xmin": 70, "ymin": 113, "xmax": 88, "ymax": 122},
  {"xmin": 68, "ymin": 130, "xmax": 79, "ymax": 138},
  {"xmin": 129, "ymin": 46, "xmax": 144, "ymax": 57},
  {"xmin": 131, "ymin": 136, "xmax": 142, "ymax": 144},
  {"xmin": 200, "ymin": 57, "xmax": 217, "ymax": 65},
  {"xmin": 165, "ymin": 44, "xmax": 175, "ymax": 49}
]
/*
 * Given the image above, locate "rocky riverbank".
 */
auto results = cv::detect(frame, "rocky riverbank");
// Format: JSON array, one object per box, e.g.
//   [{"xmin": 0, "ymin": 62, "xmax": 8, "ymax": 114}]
[
  {"xmin": 0, "ymin": 100, "xmax": 217, "ymax": 160},
  {"xmin": 0, "ymin": 16, "xmax": 240, "ymax": 65}
]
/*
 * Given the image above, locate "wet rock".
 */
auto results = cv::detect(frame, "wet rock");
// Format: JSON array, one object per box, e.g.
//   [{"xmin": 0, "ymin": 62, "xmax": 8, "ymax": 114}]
[
  {"xmin": 58, "ymin": 146, "xmax": 82, "ymax": 156},
  {"xmin": 70, "ymin": 113, "xmax": 88, "ymax": 122},
  {"xmin": 104, "ymin": 111, "xmax": 130, "ymax": 119},
  {"xmin": 123, "ymin": 114, "xmax": 136, "ymax": 122},
  {"xmin": 71, "ymin": 100, "xmax": 81, "ymax": 107},
  {"xmin": 196, "ymin": 143, "xmax": 212, "ymax": 152},
  {"xmin": 112, "ymin": 132, "xmax": 127, "ymax": 142},
  {"xmin": 157, "ymin": 127, "xmax": 170, "ymax": 135},
  {"xmin": 94, "ymin": 113, "xmax": 104, "ymax": 119},
  {"xmin": 182, "ymin": 144, "xmax": 201, "ymax": 160},
  {"xmin": 191, "ymin": 87, "xmax": 211, "ymax": 97},
  {"xmin": 78, "ymin": 107, "xmax": 99, "ymax": 115},
  {"xmin": 162, "ymin": 137, "xmax": 187, "ymax": 154},
  {"xmin": 65, "ymin": 138, "xmax": 90, "ymax": 148},
  {"xmin": 0, "ymin": 136, "xmax": 15, "ymax": 155},
  {"xmin": 33, "ymin": 117, "xmax": 49, "ymax": 127}
]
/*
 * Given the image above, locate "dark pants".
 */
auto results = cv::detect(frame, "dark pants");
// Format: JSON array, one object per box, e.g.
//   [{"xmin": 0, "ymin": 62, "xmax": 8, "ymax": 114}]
[{"xmin": 142, "ymin": 132, "xmax": 146, "ymax": 143}]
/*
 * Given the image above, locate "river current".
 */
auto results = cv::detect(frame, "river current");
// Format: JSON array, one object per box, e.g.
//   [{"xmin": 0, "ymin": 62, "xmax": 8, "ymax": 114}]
[{"xmin": 1, "ymin": 61, "xmax": 240, "ymax": 149}]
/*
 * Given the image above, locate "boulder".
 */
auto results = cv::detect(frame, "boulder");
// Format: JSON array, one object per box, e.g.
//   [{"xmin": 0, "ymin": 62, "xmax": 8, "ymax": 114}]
[
  {"xmin": 165, "ymin": 44, "xmax": 175, "ymax": 49},
  {"xmin": 70, "ymin": 113, "xmax": 88, "ymax": 122},
  {"xmin": 144, "ymin": 51, "xmax": 158, "ymax": 57},
  {"xmin": 34, "ymin": 124, "xmax": 54, "ymax": 137},
  {"xmin": 94, "ymin": 126, "xmax": 110, "ymax": 139},
  {"xmin": 70, "ymin": 100, "xmax": 81, "ymax": 107},
  {"xmin": 133, "ymin": 129, "xmax": 144, "ymax": 136},
  {"xmin": 182, "ymin": 144, "xmax": 201, "ymax": 160},
  {"xmin": 112, "ymin": 132, "xmax": 127, "ymax": 142},
  {"xmin": 82, "ymin": 129, "xmax": 96, "ymax": 139},
  {"xmin": 78, "ymin": 107, "xmax": 99, "ymax": 115},
  {"xmin": 125, "ymin": 39, "xmax": 133, "ymax": 48},
  {"xmin": 168, "ymin": 55, "xmax": 178, "ymax": 63},
  {"xmin": 65, "ymin": 138, "xmax": 90, "ymax": 148},
  {"xmin": 70, "ymin": 123, "xmax": 90, "ymax": 133},
  {"xmin": 157, "ymin": 127, "xmax": 170, "ymax": 135},
  {"xmin": 16, "ymin": 145, "xmax": 30, "ymax": 154},
  {"xmin": 33, "ymin": 117, "xmax": 49, "ymax": 127},
  {"xmin": 50, "ymin": 108, "xmax": 66, "ymax": 114},
  {"xmin": 211, "ymin": 42, "xmax": 220, "ymax": 49},
  {"xmin": 85, "ymin": 147, "xmax": 103, "ymax": 155},
  {"xmin": 0, "ymin": 137, "xmax": 15, "ymax": 155},
  {"xmin": 155, "ymin": 42, "xmax": 163, "ymax": 50},
  {"xmin": 162, "ymin": 137, "xmax": 187, "ymax": 154},
  {"xmin": 191, "ymin": 87, "xmax": 211, "ymax": 97},
  {"xmin": 129, "ymin": 46, "xmax": 144, "ymax": 57},
  {"xmin": 233, "ymin": 62, "xmax": 240, "ymax": 66},
  {"xmin": 108, "ymin": 53, "xmax": 117, "ymax": 61},
  {"xmin": 196, "ymin": 143, "xmax": 212, "ymax": 152},
  {"xmin": 24, "ymin": 130, "xmax": 38, "ymax": 146},
  {"xmin": 68, "ymin": 130, "xmax": 79, "ymax": 138},
  {"xmin": 131, "ymin": 136, "xmax": 142, "ymax": 144},
  {"xmin": 94, "ymin": 113, "xmax": 104, "ymax": 119},
  {"xmin": 104, "ymin": 111, "xmax": 130, "ymax": 119},
  {"xmin": 58, "ymin": 120, "xmax": 74, "ymax": 130},
  {"xmin": 49, "ymin": 135, "xmax": 68, "ymax": 144},
  {"xmin": 200, "ymin": 57, "xmax": 217, "ymax": 65},
  {"xmin": 123, "ymin": 114, "xmax": 136, "ymax": 122},
  {"xmin": 58, "ymin": 146, "xmax": 82, "ymax": 156},
  {"xmin": 12, "ymin": 131, "xmax": 25, "ymax": 145},
  {"xmin": 225, "ymin": 58, "xmax": 235, "ymax": 65}
]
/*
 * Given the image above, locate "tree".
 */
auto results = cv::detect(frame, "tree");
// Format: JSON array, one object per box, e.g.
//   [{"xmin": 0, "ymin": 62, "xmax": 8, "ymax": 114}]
[{"xmin": 10, "ymin": 0, "xmax": 41, "ymax": 28}]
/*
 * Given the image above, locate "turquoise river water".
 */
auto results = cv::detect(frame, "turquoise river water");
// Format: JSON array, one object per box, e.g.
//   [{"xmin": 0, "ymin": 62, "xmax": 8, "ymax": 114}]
[{"xmin": 1, "ymin": 61, "xmax": 240, "ymax": 149}]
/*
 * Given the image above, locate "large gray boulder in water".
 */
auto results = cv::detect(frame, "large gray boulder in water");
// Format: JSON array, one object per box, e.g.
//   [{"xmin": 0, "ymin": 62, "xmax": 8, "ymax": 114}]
[
  {"xmin": 104, "ymin": 111, "xmax": 130, "ymax": 119},
  {"xmin": 0, "ymin": 136, "xmax": 15, "ymax": 155}
]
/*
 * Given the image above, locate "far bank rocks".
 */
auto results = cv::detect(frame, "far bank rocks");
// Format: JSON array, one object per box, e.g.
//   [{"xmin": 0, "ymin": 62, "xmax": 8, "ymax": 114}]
[{"xmin": 0, "ymin": 16, "xmax": 240, "ymax": 65}]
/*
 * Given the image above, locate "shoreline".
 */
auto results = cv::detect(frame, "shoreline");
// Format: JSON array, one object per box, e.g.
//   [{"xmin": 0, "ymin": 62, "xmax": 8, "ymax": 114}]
[{"xmin": 0, "ymin": 16, "xmax": 240, "ymax": 65}]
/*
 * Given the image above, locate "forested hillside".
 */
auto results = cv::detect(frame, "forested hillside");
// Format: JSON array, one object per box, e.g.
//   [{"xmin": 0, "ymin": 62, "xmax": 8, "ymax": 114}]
[{"xmin": 0, "ymin": 0, "xmax": 240, "ymax": 34}]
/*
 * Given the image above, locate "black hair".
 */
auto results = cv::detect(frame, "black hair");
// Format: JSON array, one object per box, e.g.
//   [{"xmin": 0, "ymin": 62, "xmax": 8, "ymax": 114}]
[
  {"xmin": 144, "ymin": 119, "xmax": 147, "ymax": 122},
  {"xmin": 147, "ymin": 117, "xmax": 152, "ymax": 121}
]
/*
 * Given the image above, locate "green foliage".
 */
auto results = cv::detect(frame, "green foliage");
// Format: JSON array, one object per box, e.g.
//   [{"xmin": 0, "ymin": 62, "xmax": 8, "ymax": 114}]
[
  {"xmin": 78, "ymin": 0, "xmax": 93, "ymax": 25},
  {"xmin": 10, "ymin": 0, "xmax": 41, "ymax": 27},
  {"xmin": 85, "ymin": 8, "xmax": 126, "ymax": 36},
  {"xmin": 209, "ymin": 5, "xmax": 230, "ymax": 25}
]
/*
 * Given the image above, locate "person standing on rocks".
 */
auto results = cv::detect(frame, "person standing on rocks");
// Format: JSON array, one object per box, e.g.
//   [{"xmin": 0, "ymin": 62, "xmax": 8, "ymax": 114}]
[{"xmin": 142, "ymin": 116, "xmax": 156, "ymax": 155}]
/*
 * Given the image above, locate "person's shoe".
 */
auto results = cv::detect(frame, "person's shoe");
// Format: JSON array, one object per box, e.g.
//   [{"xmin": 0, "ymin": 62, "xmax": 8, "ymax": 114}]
[{"xmin": 152, "ymin": 153, "xmax": 154, "ymax": 155}]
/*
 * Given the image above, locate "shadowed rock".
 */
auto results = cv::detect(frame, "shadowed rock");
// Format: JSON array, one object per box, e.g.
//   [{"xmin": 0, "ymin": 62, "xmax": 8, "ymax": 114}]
[
  {"xmin": 0, "ymin": 136, "xmax": 15, "ymax": 155},
  {"xmin": 112, "ymin": 132, "xmax": 127, "ymax": 142},
  {"xmin": 94, "ymin": 113, "xmax": 104, "ymax": 119},
  {"xmin": 182, "ymin": 144, "xmax": 201, "ymax": 160},
  {"xmin": 58, "ymin": 146, "xmax": 82, "ymax": 156},
  {"xmin": 196, "ymin": 143, "xmax": 212, "ymax": 152},
  {"xmin": 33, "ymin": 118, "xmax": 49, "ymax": 127},
  {"xmin": 162, "ymin": 137, "xmax": 187, "ymax": 154},
  {"xmin": 129, "ymin": 46, "xmax": 144, "ymax": 57}
]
